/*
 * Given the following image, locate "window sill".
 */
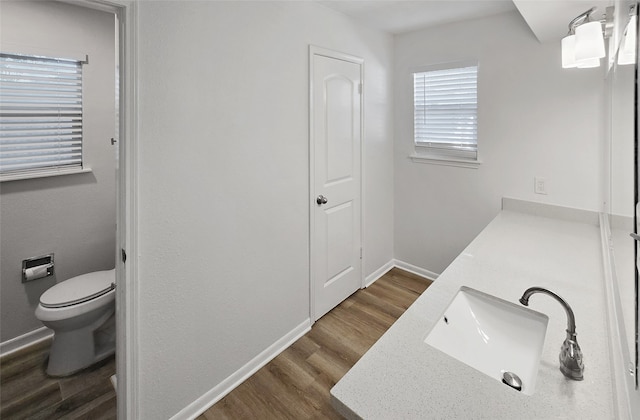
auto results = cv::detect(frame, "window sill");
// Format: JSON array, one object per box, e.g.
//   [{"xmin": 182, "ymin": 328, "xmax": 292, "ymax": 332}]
[
  {"xmin": 409, "ymin": 153, "xmax": 481, "ymax": 169},
  {"xmin": 0, "ymin": 167, "xmax": 93, "ymax": 183}
]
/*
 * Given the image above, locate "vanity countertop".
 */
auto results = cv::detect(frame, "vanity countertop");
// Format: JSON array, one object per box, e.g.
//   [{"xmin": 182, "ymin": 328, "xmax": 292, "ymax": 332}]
[{"xmin": 331, "ymin": 209, "xmax": 615, "ymax": 419}]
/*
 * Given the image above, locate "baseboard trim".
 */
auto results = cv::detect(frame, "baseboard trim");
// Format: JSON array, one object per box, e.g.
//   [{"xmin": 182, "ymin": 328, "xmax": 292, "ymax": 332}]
[
  {"xmin": 0, "ymin": 326, "xmax": 53, "ymax": 358},
  {"xmin": 393, "ymin": 259, "xmax": 439, "ymax": 281},
  {"xmin": 171, "ymin": 260, "xmax": 439, "ymax": 419},
  {"xmin": 170, "ymin": 319, "xmax": 312, "ymax": 420},
  {"xmin": 364, "ymin": 260, "xmax": 395, "ymax": 287},
  {"xmin": 364, "ymin": 260, "xmax": 439, "ymax": 288}
]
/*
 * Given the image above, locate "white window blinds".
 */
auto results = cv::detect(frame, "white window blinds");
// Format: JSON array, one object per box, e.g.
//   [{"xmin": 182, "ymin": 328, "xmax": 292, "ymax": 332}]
[
  {"xmin": 413, "ymin": 65, "xmax": 478, "ymax": 160},
  {"xmin": 0, "ymin": 53, "xmax": 84, "ymax": 176}
]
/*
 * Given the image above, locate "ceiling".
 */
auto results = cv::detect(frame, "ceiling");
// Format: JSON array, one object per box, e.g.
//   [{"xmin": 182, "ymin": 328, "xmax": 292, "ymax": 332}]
[
  {"xmin": 317, "ymin": 0, "xmax": 517, "ymax": 35},
  {"xmin": 316, "ymin": 0, "xmax": 614, "ymax": 42}
]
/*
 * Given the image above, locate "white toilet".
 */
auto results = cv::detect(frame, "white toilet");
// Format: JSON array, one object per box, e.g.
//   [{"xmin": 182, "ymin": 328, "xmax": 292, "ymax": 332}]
[{"xmin": 35, "ymin": 269, "xmax": 116, "ymax": 377}]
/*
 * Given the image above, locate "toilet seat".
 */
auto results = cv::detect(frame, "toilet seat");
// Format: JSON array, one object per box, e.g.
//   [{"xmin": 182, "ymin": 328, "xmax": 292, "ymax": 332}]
[
  {"xmin": 40, "ymin": 269, "xmax": 115, "ymax": 308},
  {"xmin": 36, "ymin": 269, "xmax": 116, "ymax": 323}
]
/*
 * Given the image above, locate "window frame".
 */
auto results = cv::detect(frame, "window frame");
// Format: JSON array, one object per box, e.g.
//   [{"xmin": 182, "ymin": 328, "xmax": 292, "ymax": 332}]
[
  {"xmin": 410, "ymin": 60, "xmax": 481, "ymax": 169},
  {"xmin": 0, "ymin": 51, "xmax": 91, "ymax": 182}
]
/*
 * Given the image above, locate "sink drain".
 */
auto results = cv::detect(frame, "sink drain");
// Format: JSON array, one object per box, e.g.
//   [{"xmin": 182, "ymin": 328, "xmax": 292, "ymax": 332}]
[{"xmin": 501, "ymin": 371, "xmax": 522, "ymax": 391}]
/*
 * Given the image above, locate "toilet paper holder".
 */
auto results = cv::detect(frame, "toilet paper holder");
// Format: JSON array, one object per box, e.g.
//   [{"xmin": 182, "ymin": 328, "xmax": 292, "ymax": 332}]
[{"xmin": 22, "ymin": 253, "xmax": 54, "ymax": 283}]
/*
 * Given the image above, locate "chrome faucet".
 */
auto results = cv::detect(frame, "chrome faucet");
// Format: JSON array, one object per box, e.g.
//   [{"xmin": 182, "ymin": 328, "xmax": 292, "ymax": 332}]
[{"xmin": 519, "ymin": 287, "xmax": 584, "ymax": 381}]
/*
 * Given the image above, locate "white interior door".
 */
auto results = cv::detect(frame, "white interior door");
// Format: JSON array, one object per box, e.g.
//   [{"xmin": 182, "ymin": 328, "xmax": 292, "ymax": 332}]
[{"xmin": 310, "ymin": 48, "xmax": 363, "ymax": 321}]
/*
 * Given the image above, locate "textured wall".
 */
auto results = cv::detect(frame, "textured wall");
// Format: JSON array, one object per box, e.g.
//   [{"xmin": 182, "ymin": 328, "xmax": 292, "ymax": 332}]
[
  {"xmin": 0, "ymin": 1, "xmax": 116, "ymax": 342},
  {"xmin": 136, "ymin": 1, "xmax": 394, "ymax": 417},
  {"xmin": 394, "ymin": 11, "xmax": 606, "ymax": 274}
]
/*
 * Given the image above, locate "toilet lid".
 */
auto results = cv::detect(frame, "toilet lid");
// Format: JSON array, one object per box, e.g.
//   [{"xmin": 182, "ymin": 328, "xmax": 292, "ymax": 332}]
[{"xmin": 40, "ymin": 269, "xmax": 115, "ymax": 308}]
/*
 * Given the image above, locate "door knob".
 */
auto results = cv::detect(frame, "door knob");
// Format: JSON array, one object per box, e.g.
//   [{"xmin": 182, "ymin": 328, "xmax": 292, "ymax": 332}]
[{"xmin": 316, "ymin": 195, "xmax": 328, "ymax": 205}]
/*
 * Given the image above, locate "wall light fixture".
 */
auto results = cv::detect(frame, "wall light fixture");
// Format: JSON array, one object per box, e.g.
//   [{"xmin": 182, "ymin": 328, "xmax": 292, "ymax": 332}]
[{"xmin": 561, "ymin": 7, "xmax": 607, "ymax": 69}]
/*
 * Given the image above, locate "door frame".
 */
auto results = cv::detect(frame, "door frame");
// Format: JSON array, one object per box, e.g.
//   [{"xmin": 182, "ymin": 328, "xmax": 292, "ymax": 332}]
[
  {"xmin": 308, "ymin": 45, "xmax": 365, "ymax": 323},
  {"xmin": 59, "ymin": 0, "xmax": 139, "ymax": 418}
]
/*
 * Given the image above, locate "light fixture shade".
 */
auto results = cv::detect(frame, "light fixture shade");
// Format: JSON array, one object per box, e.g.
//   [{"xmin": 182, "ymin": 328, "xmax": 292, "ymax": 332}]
[
  {"xmin": 618, "ymin": 15, "xmax": 637, "ymax": 65},
  {"xmin": 577, "ymin": 57, "xmax": 600, "ymax": 68},
  {"xmin": 562, "ymin": 35, "xmax": 578, "ymax": 68},
  {"xmin": 575, "ymin": 21, "xmax": 605, "ymax": 61},
  {"xmin": 623, "ymin": 15, "xmax": 637, "ymax": 55},
  {"xmin": 618, "ymin": 52, "xmax": 635, "ymax": 65}
]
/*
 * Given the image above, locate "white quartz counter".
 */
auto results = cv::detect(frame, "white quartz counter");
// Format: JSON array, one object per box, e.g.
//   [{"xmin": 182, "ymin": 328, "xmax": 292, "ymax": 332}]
[{"xmin": 331, "ymin": 209, "xmax": 615, "ymax": 419}]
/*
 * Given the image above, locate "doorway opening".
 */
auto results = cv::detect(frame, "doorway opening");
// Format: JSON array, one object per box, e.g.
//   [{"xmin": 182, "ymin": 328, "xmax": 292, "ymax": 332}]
[{"xmin": 0, "ymin": 0, "xmax": 136, "ymax": 417}]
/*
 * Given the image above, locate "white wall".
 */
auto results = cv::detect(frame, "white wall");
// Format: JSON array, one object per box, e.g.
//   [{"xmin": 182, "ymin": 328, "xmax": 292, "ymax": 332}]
[
  {"xmin": 394, "ymin": 11, "xmax": 606, "ymax": 274},
  {"xmin": 0, "ymin": 1, "xmax": 116, "ymax": 342},
  {"xmin": 136, "ymin": 2, "xmax": 393, "ymax": 417}
]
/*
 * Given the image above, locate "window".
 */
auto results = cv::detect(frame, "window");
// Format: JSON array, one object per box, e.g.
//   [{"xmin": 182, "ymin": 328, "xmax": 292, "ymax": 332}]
[
  {"xmin": 0, "ymin": 52, "xmax": 85, "ymax": 180},
  {"xmin": 412, "ymin": 63, "xmax": 479, "ymax": 166}
]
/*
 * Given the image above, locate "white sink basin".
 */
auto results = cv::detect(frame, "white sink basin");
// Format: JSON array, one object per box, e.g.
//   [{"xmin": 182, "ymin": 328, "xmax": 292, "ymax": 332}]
[{"xmin": 424, "ymin": 286, "xmax": 548, "ymax": 395}]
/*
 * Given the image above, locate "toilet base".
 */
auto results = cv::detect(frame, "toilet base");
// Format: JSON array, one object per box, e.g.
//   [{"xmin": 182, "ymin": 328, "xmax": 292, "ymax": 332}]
[{"xmin": 46, "ymin": 312, "xmax": 115, "ymax": 377}]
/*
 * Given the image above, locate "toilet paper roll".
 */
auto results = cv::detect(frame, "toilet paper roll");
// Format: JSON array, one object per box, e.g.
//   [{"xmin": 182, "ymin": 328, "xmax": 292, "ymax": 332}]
[{"xmin": 24, "ymin": 265, "xmax": 50, "ymax": 281}]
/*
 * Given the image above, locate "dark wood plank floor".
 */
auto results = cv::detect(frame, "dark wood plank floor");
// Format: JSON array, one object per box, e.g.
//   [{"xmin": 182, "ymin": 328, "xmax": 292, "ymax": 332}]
[
  {"xmin": 0, "ymin": 268, "xmax": 430, "ymax": 420},
  {"xmin": 199, "ymin": 267, "xmax": 432, "ymax": 419},
  {"xmin": 0, "ymin": 339, "xmax": 116, "ymax": 419}
]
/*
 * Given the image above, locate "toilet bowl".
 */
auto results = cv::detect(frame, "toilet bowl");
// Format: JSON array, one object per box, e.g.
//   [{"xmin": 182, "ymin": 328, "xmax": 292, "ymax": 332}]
[{"xmin": 35, "ymin": 269, "xmax": 116, "ymax": 376}]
